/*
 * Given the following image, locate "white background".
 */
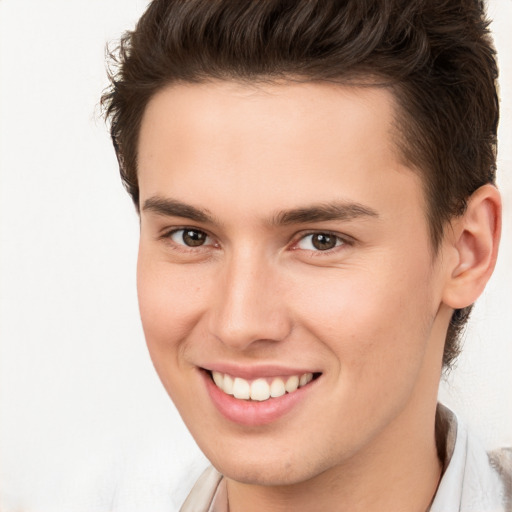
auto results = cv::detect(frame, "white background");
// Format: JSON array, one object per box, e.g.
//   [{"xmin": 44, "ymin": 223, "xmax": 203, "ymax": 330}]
[{"xmin": 0, "ymin": 1, "xmax": 511, "ymax": 511}]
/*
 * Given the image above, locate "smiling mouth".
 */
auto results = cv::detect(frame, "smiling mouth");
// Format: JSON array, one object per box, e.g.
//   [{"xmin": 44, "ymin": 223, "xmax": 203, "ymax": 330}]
[{"xmin": 206, "ymin": 370, "xmax": 321, "ymax": 402}]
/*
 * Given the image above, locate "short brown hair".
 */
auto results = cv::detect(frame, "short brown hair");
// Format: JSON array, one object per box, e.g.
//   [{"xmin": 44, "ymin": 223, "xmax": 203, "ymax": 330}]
[{"xmin": 101, "ymin": 0, "xmax": 499, "ymax": 369}]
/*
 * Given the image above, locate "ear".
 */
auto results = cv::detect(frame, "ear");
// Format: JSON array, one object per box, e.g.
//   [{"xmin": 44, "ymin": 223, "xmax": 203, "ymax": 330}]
[{"xmin": 442, "ymin": 184, "xmax": 502, "ymax": 309}]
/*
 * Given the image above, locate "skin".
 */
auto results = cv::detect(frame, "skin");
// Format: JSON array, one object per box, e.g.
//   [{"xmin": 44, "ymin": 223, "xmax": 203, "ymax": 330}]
[{"xmin": 136, "ymin": 81, "xmax": 501, "ymax": 512}]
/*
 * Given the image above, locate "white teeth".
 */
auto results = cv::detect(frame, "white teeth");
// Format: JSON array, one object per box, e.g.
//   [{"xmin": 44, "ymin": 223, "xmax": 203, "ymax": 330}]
[
  {"xmin": 223, "ymin": 374, "xmax": 234, "ymax": 395},
  {"xmin": 299, "ymin": 372, "xmax": 313, "ymax": 387},
  {"xmin": 211, "ymin": 371, "xmax": 316, "ymax": 401},
  {"xmin": 233, "ymin": 377, "xmax": 250, "ymax": 399},
  {"xmin": 285, "ymin": 375, "xmax": 299, "ymax": 393},
  {"xmin": 212, "ymin": 371, "xmax": 224, "ymax": 388},
  {"xmin": 250, "ymin": 379, "xmax": 270, "ymax": 401},
  {"xmin": 269, "ymin": 378, "xmax": 286, "ymax": 398}
]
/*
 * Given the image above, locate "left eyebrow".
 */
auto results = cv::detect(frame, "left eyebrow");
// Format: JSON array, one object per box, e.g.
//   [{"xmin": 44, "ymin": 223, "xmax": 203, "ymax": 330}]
[{"xmin": 271, "ymin": 202, "xmax": 379, "ymax": 226}]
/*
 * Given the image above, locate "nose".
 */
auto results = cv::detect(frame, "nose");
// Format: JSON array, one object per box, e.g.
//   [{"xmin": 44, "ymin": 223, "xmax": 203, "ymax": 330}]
[{"xmin": 208, "ymin": 248, "xmax": 293, "ymax": 351}]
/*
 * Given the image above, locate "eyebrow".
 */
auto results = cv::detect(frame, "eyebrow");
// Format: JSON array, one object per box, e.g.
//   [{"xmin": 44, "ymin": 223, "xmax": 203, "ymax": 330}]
[
  {"xmin": 142, "ymin": 196, "xmax": 379, "ymax": 226},
  {"xmin": 271, "ymin": 202, "xmax": 379, "ymax": 225},
  {"xmin": 143, "ymin": 196, "xmax": 216, "ymax": 223}
]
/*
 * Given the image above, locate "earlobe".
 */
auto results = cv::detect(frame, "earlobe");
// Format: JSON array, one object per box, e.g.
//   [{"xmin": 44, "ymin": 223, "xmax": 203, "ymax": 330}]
[{"xmin": 442, "ymin": 184, "xmax": 502, "ymax": 309}]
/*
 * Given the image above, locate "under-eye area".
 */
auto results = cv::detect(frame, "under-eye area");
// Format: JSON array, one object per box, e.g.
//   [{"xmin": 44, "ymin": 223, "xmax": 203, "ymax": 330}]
[{"xmin": 204, "ymin": 369, "xmax": 322, "ymax": 402}]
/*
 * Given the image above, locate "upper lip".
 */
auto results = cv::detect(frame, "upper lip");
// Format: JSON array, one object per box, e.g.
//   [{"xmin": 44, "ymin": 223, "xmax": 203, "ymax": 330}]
[{"xmin": 200, "ymin": 363, "xmax": 321, "ymax": 380}]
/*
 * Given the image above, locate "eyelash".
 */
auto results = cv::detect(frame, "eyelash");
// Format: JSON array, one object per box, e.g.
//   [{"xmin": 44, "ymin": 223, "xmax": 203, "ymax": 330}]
[{"xmin": 159, "ymin": 227, "xmax": 352, "ymax": 255}]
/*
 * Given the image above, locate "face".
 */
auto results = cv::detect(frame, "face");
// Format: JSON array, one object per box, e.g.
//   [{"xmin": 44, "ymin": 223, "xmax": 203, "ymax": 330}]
[{"xmin": 136, "ymin": 81, "xmax": 452, "ymax": 486}]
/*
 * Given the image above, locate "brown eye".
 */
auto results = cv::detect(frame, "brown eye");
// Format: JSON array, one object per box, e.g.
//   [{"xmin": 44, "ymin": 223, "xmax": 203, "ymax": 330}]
[
  {"xmin": 297, "ymin": 233, "xmax": 343, "ymax": 251},
  {"xmin": 311, "ymin": 233, "xmax": 337, "ymax": 250},
  {"xmin": 170, "ymin": 229, "xmax": 210, "ymax": 247}
]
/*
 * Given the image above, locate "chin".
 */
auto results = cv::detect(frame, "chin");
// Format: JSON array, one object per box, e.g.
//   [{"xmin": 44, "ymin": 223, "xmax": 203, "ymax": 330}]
[
  {"xmin": 222, "ymin": 465, "xmax": 305, "ymax": 486},
  {"xmin": 208, "ymin": 448, "xmax": 329, "ymax": 487}
]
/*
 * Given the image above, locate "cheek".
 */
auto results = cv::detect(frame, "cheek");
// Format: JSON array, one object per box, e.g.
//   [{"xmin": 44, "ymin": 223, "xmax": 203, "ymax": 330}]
[
  {"xmin": 292, "ymin": 259, "xmax": 436, "ymax": 377},
  {"xmin": 136, "ymin": 253, "xmax": 214, "ymax": 416},
  {"xmin": 136, "ymin": 251, "xmax": 209, "ymax": 365}
]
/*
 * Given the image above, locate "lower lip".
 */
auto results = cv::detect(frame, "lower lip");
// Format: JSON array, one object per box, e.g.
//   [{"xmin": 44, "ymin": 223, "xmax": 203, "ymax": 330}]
[{"xmin": 201, "ymin": 370, "xmax": 318, "ymax": 426}]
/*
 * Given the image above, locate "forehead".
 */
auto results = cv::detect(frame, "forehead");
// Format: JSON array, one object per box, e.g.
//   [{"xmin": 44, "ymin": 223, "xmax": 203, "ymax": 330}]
[
  {"xmin": 137, "ymin": 80, "xmax": 425, "ymax": 225},
  {"xmin": 139, "ymin": 80, "xmax": 399, "ymax": 165}
]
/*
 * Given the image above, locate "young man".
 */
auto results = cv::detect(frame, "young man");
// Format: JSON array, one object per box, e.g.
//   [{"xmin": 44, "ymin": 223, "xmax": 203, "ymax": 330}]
[{"xmin": 102, "ymin": 1, "xmax": 511, "ymax": 510}]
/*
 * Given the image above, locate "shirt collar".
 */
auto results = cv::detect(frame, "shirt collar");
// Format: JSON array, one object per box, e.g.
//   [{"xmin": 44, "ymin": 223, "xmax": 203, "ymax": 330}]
[{"xmin": 430, "ymin": 404, "xmax": 507, "ymax": 512}]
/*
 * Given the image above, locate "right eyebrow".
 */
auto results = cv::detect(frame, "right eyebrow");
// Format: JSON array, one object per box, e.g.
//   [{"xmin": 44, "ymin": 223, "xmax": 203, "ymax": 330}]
[{"xmin": 142, "ymin": 196, "xmax": 216, "ymax": 224}]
